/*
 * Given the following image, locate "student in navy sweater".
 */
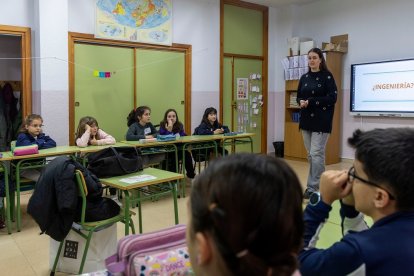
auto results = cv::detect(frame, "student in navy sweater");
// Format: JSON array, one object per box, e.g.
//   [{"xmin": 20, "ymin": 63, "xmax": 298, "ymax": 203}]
[
  {"xmin": 16, "ymin": 114, "xmax": 56, "ymax": 149},
  {"xmin": 299, "ymin": 128, "xmax": 414, "ymax": 275},
  {"xmin": 194, "ymin": 107, "xmax": 229, "ymax": 156},
  {"xmin": 15, "ymin": 114, "xmax": 56, "ymax": 182}
]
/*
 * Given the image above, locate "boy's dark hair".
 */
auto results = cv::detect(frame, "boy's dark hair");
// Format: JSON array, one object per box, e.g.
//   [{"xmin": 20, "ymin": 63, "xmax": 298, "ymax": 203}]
[
  {"xmin": 160, "ymin": 108, "xmax": 183, "ymax": 134},
  {"xmin": 348, "ymin": 128, "xmax": 414, "ymax": 211},
  {"xmin": 190, "ymin": 153, "xmax": 304, "ymax": 276},
  {"xmin": 126, "ymin": 106, "xmax": 151, "ymax": 127}
]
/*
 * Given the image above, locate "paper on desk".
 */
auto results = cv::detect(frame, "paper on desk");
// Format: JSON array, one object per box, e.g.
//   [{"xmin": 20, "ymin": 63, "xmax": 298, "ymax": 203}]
[{"xmin": 120, "ymin": 174, "xmax": 157, "ymax": 183}]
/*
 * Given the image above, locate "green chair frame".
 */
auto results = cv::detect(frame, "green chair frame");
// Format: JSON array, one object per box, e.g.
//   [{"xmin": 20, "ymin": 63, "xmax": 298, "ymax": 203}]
[
  {"xmin": 0, "ymin": 163, "xmax": 12, "ymax": 234},
  {"xmin": 51, "ymin": 170, "xmax": 135, "ymax": 275},
  {"xmin": 10, "ymin": 158, "xmax": 46, "ymax": 231}
]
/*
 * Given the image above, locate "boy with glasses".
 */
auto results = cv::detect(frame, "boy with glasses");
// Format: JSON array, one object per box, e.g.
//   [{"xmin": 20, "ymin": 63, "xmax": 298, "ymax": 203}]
[{"xmin": 299, "ymin": 128, "xmax": 414, "ymax": 275}]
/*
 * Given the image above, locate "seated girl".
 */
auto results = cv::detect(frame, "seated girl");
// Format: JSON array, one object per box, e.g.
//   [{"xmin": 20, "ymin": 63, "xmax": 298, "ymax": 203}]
[
  {"xmin": 16, "ymin": 114, "xmax": 56, "ymax": 182},
  {"xmin": 126, "ymin": 106, "xmax": 164, "ymax": 166},
  {"xmin": 126, "ymin": 106, "xmax": 157, "ymax": 141},
  {"xmin": 194, "ymin": 107, "xmax": 229, "ymax": 156},
  {"xmin": 75, "ymin": 116, "xmax": 115, "ymax": 147},
  {"xmin": 159, "ymin": 109, "xmax": 195, "ymax": 179},
  {"xmin": 187, "ymin": 153, "xmax": 304, "ymax": 276},
  {"xmin": 194, "ymin": 107, "xmax": 229, "ymax": 135},
  {"xmin": 16, "ymin": 114, "xmax": 56, "ymax": 149}
]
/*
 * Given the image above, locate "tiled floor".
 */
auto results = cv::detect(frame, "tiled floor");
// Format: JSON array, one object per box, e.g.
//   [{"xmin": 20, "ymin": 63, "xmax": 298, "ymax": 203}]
[{"xmin": 0, "ymin": 158, "xmax": 356, "ymax": 275}]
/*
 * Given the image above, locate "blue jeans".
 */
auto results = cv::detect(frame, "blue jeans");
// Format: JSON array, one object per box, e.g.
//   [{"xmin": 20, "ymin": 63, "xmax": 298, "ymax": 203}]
[{"xmin": 301, "ymin": 130, "xmax": 329, "ymax": 192}]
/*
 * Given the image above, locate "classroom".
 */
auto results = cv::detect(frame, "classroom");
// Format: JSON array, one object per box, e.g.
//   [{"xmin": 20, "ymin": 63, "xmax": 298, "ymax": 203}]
[{"xmin": 1, "ymin": 0, "xmax": 414, "ymax": 275}]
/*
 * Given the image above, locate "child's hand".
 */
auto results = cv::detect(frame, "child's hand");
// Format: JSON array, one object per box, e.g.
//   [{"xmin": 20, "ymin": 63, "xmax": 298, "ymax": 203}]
[
  {"xmin": 213, "ymin": 128, "xmax": 224, "ymax": 134},
  {"xmin": 166, "ymin": 120, "xmax": 173, "ymax": 132},
  {"xmin": 319, "ymin": 170, "xmax": 350, "ymax": 205},
  {"xmin": 85, "ymin": 124, "xmax": 91, "ymax": 132},
  {"xmin": 90, "ymin": 135, "xmax": 98, "ymax": 145}
]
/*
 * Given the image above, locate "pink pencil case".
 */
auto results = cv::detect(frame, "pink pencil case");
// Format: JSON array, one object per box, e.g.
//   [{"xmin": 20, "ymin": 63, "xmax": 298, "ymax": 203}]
[{"xmin": 13, "ymin": 145, "xmax": 39, "ymax": 156}]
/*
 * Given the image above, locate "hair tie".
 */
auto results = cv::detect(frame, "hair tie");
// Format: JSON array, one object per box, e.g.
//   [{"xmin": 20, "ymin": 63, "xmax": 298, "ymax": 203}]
[{"xmin": 236, "ymin": 249, "xmax": 249, "ymax": 258}]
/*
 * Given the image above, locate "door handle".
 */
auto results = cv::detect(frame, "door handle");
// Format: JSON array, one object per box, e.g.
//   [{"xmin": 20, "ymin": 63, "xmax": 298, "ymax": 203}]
[{"xmin": 231, "ymin": 101, "xmax": 237, "ymax": 109}]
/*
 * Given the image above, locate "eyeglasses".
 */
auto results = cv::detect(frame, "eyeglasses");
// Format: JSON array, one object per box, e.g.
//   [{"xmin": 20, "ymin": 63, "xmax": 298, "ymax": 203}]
[
  {"xmin": 348, "ymin": 166, "xmax": 395, "ymax": 200},
  {"xmin": 30, "ymin": 124, "xmax": 44, "ymax": 128}
]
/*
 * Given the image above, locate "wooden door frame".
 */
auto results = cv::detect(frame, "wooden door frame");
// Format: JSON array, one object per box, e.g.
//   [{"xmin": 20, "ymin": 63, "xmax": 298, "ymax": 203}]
[
  {"xmin": 220, "ymin": 0, "xmax": 268, "ymax": 153},
  {"xmin": 68, "ymin": 32, "xmax": 192, "ymax": 145},
  {"xmin": 0, "ymin": 25, "xmax": 32, "ymax": 116}
]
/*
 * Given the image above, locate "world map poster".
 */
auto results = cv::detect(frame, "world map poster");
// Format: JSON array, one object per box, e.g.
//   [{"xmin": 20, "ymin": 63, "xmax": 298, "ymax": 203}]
[{"xmin": 95, "ymin": 0, "xmax": 172, "ymax": 45}]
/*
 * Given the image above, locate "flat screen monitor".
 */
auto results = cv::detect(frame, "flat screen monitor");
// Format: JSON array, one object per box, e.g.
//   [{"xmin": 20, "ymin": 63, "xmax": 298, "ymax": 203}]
[{"xmin": 350, "ymin": 58, "xmax": 414, "ymax": 117}]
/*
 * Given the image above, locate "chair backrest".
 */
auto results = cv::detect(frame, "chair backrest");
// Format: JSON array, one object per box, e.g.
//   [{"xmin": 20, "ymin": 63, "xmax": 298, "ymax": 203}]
[{"xmin": 75, "ymin": 170, "xmax": 88, "ymax": 224}]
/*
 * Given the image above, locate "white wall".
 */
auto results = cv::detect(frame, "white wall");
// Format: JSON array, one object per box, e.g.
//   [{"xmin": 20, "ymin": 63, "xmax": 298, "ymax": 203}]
[
  {"xmin": 0, "ymin": 0, "xmax": 34, "ymax": 28},
  {"xmin": 274, "ymin": 0, "xmax": 414, "ymax": 158}
]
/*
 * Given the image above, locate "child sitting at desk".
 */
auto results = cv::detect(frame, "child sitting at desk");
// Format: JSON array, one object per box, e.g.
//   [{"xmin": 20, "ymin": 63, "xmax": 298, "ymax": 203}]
[
  {"xmin": 126, "ymin": 106, "xmax": 164, "ymax": 166},
  {"xmin": 16, "ymin": 114, "xmax": 56, "ymax": 182},
  {"xmin": 16, "ymin": 114, "xmax": 56, "ymax": 149},
  {"xmin": 126, "ymin": 106, "xmax": 158, "ymax": 141},
  {"xmin": 75, "ymin": 116, "xmax": 115, "ymax": 147},
  {"xmin": 194, "ymin": 107, "xmax": 229, "ymax": 156},
  {"xmin": 159, "ymin": 108, "xmax": 195, "ymax": 179}
]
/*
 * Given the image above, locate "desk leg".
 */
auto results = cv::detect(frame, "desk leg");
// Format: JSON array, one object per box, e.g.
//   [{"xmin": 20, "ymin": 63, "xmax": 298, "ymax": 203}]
[
  {"xmin": 181, "ymin": 146, "xmax": 186, "ymax": 198},
  {"xmin": 2, "ymin": 163, "xmax": 12, "ymax": 234},
  {"xmin": 249, "ymin": 137, "xmax": 253, "ymax": 153},
  {"xmin": 137, "ymin": 190, "xmax": 143, "ymax": 234},
  {"xmin": 172, "ymin": 180, "xmax": 179, "ymax": 224},
  {"xmin": 123, "ymin": 190, "xmax": 130, "ymax": 236},
  {"xmin": 15, "ymin": 165, "xmax": 21, "ymax": 232}
]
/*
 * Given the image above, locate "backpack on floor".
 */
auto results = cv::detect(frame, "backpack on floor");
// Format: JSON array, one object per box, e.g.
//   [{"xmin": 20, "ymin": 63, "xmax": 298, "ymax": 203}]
[{"xmin": 105, "ymin": 224, "xmax": 191, "ymax": 276}]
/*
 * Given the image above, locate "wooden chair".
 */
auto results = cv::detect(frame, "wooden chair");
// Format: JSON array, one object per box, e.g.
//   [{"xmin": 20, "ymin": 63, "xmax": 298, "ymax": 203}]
[{"xmin": 51, "ymin": 170, "xmax": 135, "ymax": 275}]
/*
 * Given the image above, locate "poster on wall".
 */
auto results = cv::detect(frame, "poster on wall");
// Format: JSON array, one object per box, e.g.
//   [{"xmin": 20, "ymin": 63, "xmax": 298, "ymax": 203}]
[
  {"xmin": 237, "ymin": 78, "xmax": 249, "ymax": 100},
  {"xmin": 95, "ymin": 0, "xmax": 173, "ymax": 46}
]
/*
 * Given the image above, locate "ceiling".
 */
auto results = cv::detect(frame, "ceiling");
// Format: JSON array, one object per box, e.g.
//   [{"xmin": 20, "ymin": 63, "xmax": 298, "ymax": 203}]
[{"xmin": 243, "ymin": 0, "xmax": 319, "ymax": 8}]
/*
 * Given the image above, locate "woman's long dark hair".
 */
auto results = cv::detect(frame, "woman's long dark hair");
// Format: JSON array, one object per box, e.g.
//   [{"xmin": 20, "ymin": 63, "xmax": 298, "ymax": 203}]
[
  {"xmin": 190, "ymin": 153, "xmax": 304, "ymax": 276},
  {"xmin": 201, "ymin": 107, "xmax": 221, "ymax": 128},
  {"xmin": 308, "ymin": 47, "xmax": 329, "ymax": 72}
]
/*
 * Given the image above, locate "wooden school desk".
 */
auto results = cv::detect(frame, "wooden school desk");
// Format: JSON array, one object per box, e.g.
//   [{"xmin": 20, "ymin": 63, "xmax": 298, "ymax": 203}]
[{"xmin": 100, "ymin": 167, "xmax": 184, "ymax": 235}]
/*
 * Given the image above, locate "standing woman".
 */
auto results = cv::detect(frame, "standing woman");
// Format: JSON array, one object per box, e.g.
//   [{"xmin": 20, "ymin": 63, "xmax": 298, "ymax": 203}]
[{"xmin": 297, "ymin": 48, "xmax": 338, "ymax": 199}]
